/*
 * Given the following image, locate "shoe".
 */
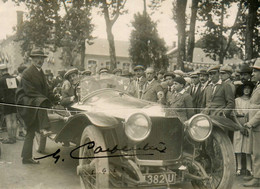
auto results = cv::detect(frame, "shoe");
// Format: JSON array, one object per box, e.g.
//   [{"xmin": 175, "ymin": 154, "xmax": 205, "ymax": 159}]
[
  {"xmin": 244, "ymin": 175, "xmax": 253, "ymax": 181},
  {"xmin": 19, "ymin": 132, "xmax": 26, "ymax": 137},
  {"xmin": 40, "ymin": 129, "xmax": 52, "ymax": 137},
  {"xmin": 243, "ymin": 178, "xmax": 260, "ymax": 187},
  {"xmin": 236, "ymin": 169, "xmax": 241, "ymax": 176},
  {"xmin": 22, "ymin": 158, "xmax": 40, "ymax": 164},
  {"xmin": 2, "ymin": 138, "xmax": 15, "ymax": 144}
]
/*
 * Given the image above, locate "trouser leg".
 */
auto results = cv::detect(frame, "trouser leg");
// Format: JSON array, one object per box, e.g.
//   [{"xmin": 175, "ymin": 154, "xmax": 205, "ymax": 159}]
[
  {"xmin": 5, "ymin": 114, "xmax": 12, "ymax": 140},
  {"xmin": 11, "ymin": 113, "xmax": 17, "ymax": 141},
  {"xmin": 252, "ymin": 131, "xmax": 260, "ymax": 178},
  {"xmin": 21, "ymin": 123, "xmax": 37, "ymax": 159}
]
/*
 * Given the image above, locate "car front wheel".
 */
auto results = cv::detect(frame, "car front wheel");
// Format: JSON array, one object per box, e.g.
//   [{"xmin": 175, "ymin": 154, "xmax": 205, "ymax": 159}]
[
  {"xmin": 191, "ymin": 128, "xmax": 235, "ymax": 189},
  {"xmin": 78, "ymin": 125, "xmax": 109, "ymax": 189}
]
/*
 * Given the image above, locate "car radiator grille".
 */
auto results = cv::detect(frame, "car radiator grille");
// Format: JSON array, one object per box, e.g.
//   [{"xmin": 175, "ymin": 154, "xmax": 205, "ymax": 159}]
[{"xmin": 136, "ymin": 117, "xmax": 183, "ymax": 161}]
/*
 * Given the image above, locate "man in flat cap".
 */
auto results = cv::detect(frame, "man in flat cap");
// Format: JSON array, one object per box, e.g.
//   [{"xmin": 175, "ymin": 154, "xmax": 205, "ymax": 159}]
[
  {"xmin": 202, "ymin": 65, "xmax": 235, "ymax": 117},
  {"xmin": 189, "ymin": 71, "xmax": 201, "ymax": 113},
  {"xmin": 128, "ymin": 65, "xmax": 146, "ymax": 98},
  {"xmin": 164, "ymin": 72, "xmax": 176, "ymax": 105},
  {"xmin": 16, "ymin": 47, "xmax": 57, "ymax": 164},
  {"xmin": 220, "ymin": 65, "xmax": 236, "ymax": 94},
  {"xmin": 243, "ymin": 58, "xmax": 260, "ymax": 187}
]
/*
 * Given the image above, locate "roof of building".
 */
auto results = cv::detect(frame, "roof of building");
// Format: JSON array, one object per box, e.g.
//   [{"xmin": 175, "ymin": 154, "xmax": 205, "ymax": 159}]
[
  {"xmin": 167, "ymin": 47, "xmax": 242, "ymax": 65},
  {"xmin": 85, "ymin": 38, "xmax": 130, "ymax": 57}
]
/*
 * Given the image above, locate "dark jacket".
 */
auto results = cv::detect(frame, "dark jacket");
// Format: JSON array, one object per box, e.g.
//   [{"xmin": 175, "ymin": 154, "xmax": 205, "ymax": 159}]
[
  {"xmin": 16, "ymin": 65, "xmax": 55, "ymax": 128},
  {"xmin": 168, "ymin": 90, "xmax": 194, "ymax": 122},
  {"xmin": 0, "ymin": 73, "xmax": 18, "ymax": 115},
  {"xmin": 202, "ymin": 80, "xmax": 235, "ymax": 116},
  {"xmin": 141, "ymin": 79, "xmax": 164, "ymax": 103}
]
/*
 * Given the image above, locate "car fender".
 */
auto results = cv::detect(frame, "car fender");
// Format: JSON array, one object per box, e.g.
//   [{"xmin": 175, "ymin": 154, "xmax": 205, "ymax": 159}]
[
  {"xmin": 54, "ymin": 112, "xmax": 119, "ymax": 143},
  {"xmin": 209, "ymin": 115, "xmax": 241, "ymax": 131}
]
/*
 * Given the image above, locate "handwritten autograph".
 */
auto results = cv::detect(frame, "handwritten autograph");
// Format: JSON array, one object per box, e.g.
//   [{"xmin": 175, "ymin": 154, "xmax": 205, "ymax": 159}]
[{"xmin": 35, "ymin": 140, "xmax": 167, "ymax": 164}]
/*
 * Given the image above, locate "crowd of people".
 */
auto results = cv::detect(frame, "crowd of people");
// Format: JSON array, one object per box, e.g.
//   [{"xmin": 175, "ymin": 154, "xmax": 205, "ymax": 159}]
[{"xmin": 0, "ymin": 47, "xmax": 260, "ymax": 187}]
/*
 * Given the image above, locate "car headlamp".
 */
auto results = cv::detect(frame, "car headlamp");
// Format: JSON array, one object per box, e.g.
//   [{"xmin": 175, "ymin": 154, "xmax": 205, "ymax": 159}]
[
  {"xmin": 186, "ymin": 114, "xmax": 212, "ymax": 142},
  {"xmin": 124, "ymin": 112, "xmax": 152, "ymax": 142}
]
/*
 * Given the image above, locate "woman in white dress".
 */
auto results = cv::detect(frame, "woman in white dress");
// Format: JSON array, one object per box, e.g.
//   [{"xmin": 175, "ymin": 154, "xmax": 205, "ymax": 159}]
[{"xmin": 233, "ymin": 82, "xmax": 254, "ymax": 176}]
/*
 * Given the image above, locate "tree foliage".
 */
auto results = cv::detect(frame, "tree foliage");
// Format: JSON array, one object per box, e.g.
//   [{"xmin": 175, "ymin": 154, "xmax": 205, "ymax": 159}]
[{"xmin": 129, "ymin": 13, "xmax": 168, "ymax": 70}]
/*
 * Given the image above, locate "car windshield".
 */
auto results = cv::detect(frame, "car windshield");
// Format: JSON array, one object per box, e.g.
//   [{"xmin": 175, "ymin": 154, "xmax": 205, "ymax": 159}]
[{"xmin": 79, "ymin": 74, "xmax": 132, "ymax": 100}]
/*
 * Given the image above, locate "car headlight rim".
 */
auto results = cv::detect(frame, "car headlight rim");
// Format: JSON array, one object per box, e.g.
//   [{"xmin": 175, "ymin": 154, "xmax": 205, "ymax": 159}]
[
  {"xmin": 124, "ymin": 112, "xmax": 152, "ymax": 142},
  {"xmin": 187, "ymin": 114, "xmax": 213, "ymax": 142}
]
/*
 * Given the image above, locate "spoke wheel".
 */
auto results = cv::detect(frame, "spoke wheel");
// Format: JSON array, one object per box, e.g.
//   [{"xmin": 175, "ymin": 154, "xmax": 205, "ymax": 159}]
[
  {"xmin": 79, "ymin": 125, "xmax": 109, "ymax": 189},
  {"xmin": 34, "ymin": 132, "xmax": 47, "ymax": 153},
  {"xmin": 192, "ymin": 128, "xmax": 235, "ymax": 189}
]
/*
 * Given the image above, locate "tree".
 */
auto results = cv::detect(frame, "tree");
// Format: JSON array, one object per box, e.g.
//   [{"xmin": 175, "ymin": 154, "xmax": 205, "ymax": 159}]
[
  {"xmin": 61, "ymin": 0, "xmax": 94, "ymax": 68},
  {"xmin": 187, "ymin": 0, "xmax": 199, "ymax": 62},
  {"xmin": 14, "ymin": 0, "xmax": 62, "ymax": 55},
  {"xmin": 129, "ymin": 13, "xmax": 168, "ymax": 70},
  {"xmin": 90, "ymin": 0, "xmax": 128, "ymax": 70},
  {"xmin": 173, "ymin": 0, "xmax": 188, "ymax": 70},
  {"xmin": 197, "ymin": 0, "xmax": 242, "ymax": 64}
]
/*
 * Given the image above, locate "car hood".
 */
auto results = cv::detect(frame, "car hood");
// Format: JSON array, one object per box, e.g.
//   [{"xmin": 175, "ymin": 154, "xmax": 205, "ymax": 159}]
[{"xmin": 71, "ymin": 89, "xmax": 167, "ymax": 119}]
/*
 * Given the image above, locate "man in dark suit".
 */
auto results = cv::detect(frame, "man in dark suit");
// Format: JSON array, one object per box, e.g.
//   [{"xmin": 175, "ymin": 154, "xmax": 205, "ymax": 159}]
[
  {"xmin": 243, "ymin": 59, "xmax": 260, "ymax": 187},
  {"xmin": 141, "ymin": 67, "xmax": 164, "ymax": 103},
  {"xmin": 189, "ymin": 71, "xmax": 201, "ymax": 113},
  {"xmin": 164, "ymin": 72, "xmax": 176, "ymax": 105},
  {"xmin": 0, "ymin": 65, "xmax": 18, "ymax": 144},
  {"xmin": 128, "ymin": 65, "xmax": 146, "ymax": 98},
  {"xmin": 16, "ymin": 48, "xmax": 56, "ymax": 164},
  {"xmin": 202, "ymin": 65, "xmax": 235, "ymax": 117}
]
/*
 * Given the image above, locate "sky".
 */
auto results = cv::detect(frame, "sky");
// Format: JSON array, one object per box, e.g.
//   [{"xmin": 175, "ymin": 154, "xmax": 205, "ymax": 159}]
[
  {"xmin": 0, "ymin": 0, "xmax": 238, "ymax": 47},
  {"xmin": 0, "ymin": 0, "xmax": 177, "ymax": 46}
]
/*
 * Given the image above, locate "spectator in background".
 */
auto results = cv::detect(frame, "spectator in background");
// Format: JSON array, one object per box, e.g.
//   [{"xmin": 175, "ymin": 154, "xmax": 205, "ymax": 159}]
[
  {"xmin": 60, "ymin": 68, "xmax": 79, "ymax": 108},
  {"xmin": 141, "ymin": 67, "xmax": 164, "ymax": 103},
  {"xmin": 189, "ymin": 71, "xmax": 201, "ymax": 114},
  {"xmin": 236, "ymin": 64, "xmax": 254, "ymax": 98},
  {"xmin": 112, "ymin": 68, "xmax": 122, "ymax": 76},
  {"xmin": 157, "ymin": 70, "xmax": 165, "ymax": 83},
  {"xmin": 16, "ymin": 65, "xmax": 27, "ymax": 83},
  {"xmin": 164, "ymin": 72, "xmax": 176, "ymax": 105},
  {"xmin": 233, "ymin": 81, "xmax": 254, "ymax": 177},
  {"xmin": 0, "ymin": 65, "xmax": 18, "ymax": 144},
  {"xmin": 168, "ymin": 76, "xmax": 194, "ymax": 122},
  {"xmin": 128, "ymin": 65, "xmax": 146, "ymax": 98},
  {"xmin": 220, "ymin": 65, "xmax": 236, "ymax": 94},
  {"xmin": 202, "ymin": 65, "xmax": 235, "ymax": 117},
  {"xmin": 243, "ymin": 59, "xmax": 260, "ymax": 187}
]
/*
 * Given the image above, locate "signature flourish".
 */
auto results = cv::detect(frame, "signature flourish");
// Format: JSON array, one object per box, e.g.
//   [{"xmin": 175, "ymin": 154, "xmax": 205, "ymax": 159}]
[{"xmin": 35, "ymin": 140, "xmax": 167, "ymax": 163}]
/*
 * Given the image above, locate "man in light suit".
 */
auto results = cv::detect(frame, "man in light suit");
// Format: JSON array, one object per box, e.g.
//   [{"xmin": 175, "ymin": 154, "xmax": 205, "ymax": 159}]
[
  {"xmin": 141, "ymin": 67, "xmax": 164, "ymax": 103},
  {"xmin": 243, "ymin": 59, "xmax": 260, "ymax": 187},
  {"xmin": 202, "ymin": 65, "xmax": 235, "ymax": 117}
]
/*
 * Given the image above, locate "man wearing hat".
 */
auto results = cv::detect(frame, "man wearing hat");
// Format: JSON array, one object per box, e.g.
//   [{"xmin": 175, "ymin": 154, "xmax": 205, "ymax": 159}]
[
  {"xmin": 99, "ymin": 67, "xmax": 109, "ymax": 75},
  {"xmin": 0, "ymin": 64, "xmax": 18, "ymax": 144},
  {"xmin": 157, "ymin": 70, "xmax": 165, "ymax": 83},
  {"xmin": 141, "ymin": 67, "xmax": 165, "ymax": 103},
  {"xmin": 220, "ymin": 65, "xmax": 236, "ymax": 94},
  {"xmin": 202, "ymin": 65, "xmax": 235, "ymax": 117},
  {"xmin": 189, "ymin": 71, "xmax": 201, "ymax": 113},
  {"xmin": 112, "ymin": 68, "xmax": 122, "ymax": 76},
  {"xmin": 61, "ymin": 68, "xmax": 79, "ymax": 108},
  {"xmin": 243, "ymin": 58, "xmax": 260, "ymax": 187},
  {"xmin": 16, "ymin": 47, "xmax": 57, "ymax": 164},
  {"xmin": 164, "ymin": 72, "xmax": 176, "ymax": 105},
  {"xmin": 128, "ymin": 65, "xmax": 146, "ymax": 98}
]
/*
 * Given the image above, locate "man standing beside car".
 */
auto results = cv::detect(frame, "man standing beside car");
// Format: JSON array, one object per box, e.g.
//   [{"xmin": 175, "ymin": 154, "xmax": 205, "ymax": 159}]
[
  {"xmin": 243, "ymin": 59, "xmax": 260, "ymax": 187},
  {"xmin": 202, "ymin": 65, "xmax": 235, "ymax": 117},
  {"xmin": 128, "ymin": 65, "xmax": 146, "ymax": 98},
  {"xmin": 141, "ymin": 67, "xmax": 165, "ymax": 104},
  {"xmin": 16, "ymin": 48, "xmax": 57, "ymax": 164}
]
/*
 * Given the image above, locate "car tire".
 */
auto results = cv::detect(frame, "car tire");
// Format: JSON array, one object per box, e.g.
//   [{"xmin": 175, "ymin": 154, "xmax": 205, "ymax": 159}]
[
  {"xmin": 191, "ymin": 128, "xmax": 235, "ymax": 189},
  {"xmin": 34, "ymin": 132, "xmax": 47, "ymax": 153},
  {"xmin": 78, "ymin": 125, "xmax": 110, "ymax": 189}
]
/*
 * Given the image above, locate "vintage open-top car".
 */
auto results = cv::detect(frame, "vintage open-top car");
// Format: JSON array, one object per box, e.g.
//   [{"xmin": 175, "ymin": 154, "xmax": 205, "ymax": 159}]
[{"xmin": 34, "ymin": 74, "xmax": 240, "ymax": 189}]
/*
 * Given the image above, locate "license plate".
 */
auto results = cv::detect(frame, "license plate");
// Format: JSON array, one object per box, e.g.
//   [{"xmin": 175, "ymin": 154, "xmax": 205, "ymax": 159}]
[{"xmin": 144, "ymin": 172, "xmax": 176, "ymax": 185}]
